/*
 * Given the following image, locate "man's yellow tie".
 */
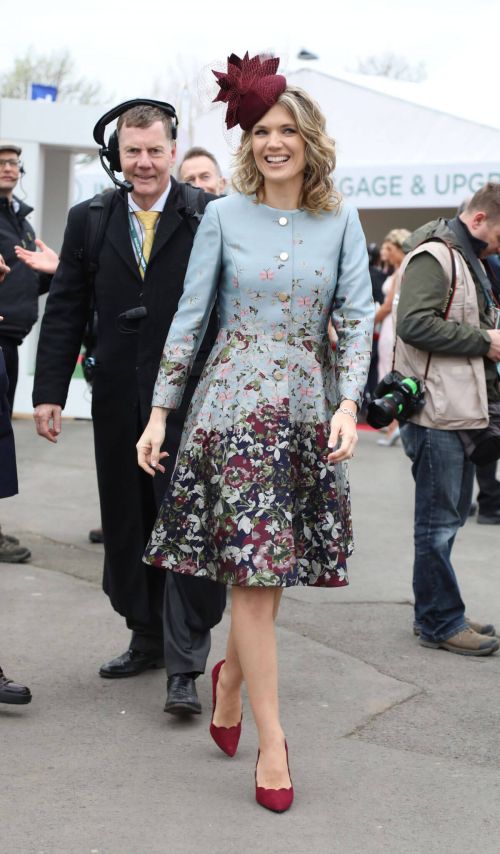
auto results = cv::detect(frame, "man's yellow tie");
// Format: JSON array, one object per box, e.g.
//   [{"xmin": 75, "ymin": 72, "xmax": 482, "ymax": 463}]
[{"xmin": 135, "ymin": 211, "xmax": 160, "ymax": 278}]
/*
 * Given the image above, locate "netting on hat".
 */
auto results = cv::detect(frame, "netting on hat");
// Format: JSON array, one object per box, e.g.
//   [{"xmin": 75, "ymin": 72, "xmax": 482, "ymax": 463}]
[
  {"xmin": 197, "ymin": 51, "xmax": 287, "ymax": 151},
  {"xmin": 197, "ymin": 60, "xmax": 243, "ymax": 153}
]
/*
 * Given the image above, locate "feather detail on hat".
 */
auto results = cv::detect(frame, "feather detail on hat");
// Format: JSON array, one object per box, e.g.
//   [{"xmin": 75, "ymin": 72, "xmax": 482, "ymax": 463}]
[{"xmin": 213, "ymin": 52, "xmax": 287, "ymax": 131}]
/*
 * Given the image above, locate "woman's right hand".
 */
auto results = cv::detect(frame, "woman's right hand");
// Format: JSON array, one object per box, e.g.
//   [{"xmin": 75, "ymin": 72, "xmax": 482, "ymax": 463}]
[{"xmin": 136, "ymin": 407, "xmax": 170, "ymax": 475}]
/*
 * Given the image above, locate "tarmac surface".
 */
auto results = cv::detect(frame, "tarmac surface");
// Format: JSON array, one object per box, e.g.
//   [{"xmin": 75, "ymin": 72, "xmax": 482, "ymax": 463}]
[{"xmin": 1, "ymin": 418, "xmax": 500, "ymax": 854}]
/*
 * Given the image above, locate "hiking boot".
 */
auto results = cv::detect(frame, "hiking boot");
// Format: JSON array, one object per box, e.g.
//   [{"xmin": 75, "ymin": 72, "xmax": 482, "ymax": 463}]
[
  {"xmin": 413, "ymin": 618, "xmax": 496, "ymax": 637},
  {"xmin": 0, "ymin": 526, "xmax": 19, "ymax": 545},
  {"xmin": 0, "ymin": 667, "xmax": 32, "ymax": 704},
  {"xmin": 0, "ymin": 535, "xmax": 31, "ymax": 563},
  {"xmin": 419, "ymin": 627, "xmax": 499, "ymax": 656}
]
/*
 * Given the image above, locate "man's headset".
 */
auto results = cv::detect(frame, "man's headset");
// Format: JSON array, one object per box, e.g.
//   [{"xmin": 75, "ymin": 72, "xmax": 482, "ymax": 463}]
[{"xmin": 93, "ymin": 98, "xmax": 178, "ymax": 193}]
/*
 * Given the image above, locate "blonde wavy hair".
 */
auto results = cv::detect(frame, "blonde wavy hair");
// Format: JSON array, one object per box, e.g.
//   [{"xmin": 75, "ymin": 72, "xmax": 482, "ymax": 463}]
[
  {"xmin": 232, "ymin": 86, "xmax": 341, "ymax": 214},
  {"xmin": 384, "ymin": 228, "xmax": 411, "ymax": 249}
]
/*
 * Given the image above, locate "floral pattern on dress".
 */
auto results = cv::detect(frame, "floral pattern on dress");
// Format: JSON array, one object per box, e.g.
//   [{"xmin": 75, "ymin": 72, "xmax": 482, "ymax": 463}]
[
  {"xmin": 146, "ymin": 194, "xmax": 374, "ymax": 587},
  {"xmin": 145, "ymin": 400, "xmax": 351, "ymax": 587}
]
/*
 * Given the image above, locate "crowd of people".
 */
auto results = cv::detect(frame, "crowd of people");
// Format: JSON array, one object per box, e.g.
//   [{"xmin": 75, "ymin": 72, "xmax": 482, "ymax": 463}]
[{"xmin": 1, "ymin": 50, "xmax": 500, "ymax": 813}]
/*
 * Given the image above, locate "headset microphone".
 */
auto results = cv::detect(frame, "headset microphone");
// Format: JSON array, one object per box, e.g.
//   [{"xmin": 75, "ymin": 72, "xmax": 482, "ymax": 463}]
[
  {"xmin": 97, "ymin": 147, "xmax": 133, "ymax": 193},
  {"xmin": 93, "ymin": 98, "xmax": 179, "ymax": 194}
]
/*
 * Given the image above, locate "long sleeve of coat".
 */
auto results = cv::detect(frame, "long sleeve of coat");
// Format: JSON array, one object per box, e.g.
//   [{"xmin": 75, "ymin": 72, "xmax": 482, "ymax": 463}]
[
  {"xmin": 330, "ymin": 205, "xmax": 374, "ymax": 407},
  {"xmin": 33, "ymin": 204, "xmax": 90, "ymax": 407},
  {"xmin": 152, "ymin": 202, "xmax": 221, "ymax": 409}
]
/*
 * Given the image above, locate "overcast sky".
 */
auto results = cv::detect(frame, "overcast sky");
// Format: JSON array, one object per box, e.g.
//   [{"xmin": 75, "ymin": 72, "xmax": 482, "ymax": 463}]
[{"xmin": 1, "ymin": 0, "xmax": 499, "ymax": 127}]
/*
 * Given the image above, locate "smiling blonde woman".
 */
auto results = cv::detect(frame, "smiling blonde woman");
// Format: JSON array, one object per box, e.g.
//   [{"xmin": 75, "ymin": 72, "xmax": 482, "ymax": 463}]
[{"xmin": 137, "ymin": 51, "xmax": 374, "ymax": 814}]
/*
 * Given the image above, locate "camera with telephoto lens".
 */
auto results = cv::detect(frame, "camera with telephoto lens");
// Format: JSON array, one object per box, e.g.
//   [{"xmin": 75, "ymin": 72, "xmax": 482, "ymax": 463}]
[{"xmin": 367, "ymin": 371, "xmax": 425, "ymax": 428}]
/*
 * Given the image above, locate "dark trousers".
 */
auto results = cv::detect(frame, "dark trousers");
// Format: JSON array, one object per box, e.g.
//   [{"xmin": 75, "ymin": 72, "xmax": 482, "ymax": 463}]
[
  {"xmin": 95, "ymin": 392, "xmax": 227, "ymax": 678},
  {"xmin": 128, "ymin": 572, "xmax": 226, "ymax": 676},
  {"xmin": 400, "ymin": 422, "xmax": 474, "ymax": 642},
  {"xmin": 476, "ymin": 460, "xmax": 500, "ymax": 516},
  {"xmin": 0, "ymin": 337, "xmax": 19, "ymax": 413}
]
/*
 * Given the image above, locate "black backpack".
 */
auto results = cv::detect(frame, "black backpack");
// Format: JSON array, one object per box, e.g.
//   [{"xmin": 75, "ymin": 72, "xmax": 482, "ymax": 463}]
[{"xmin": 81, "ymin": 183, "xmax": 208, "ymax": 382}]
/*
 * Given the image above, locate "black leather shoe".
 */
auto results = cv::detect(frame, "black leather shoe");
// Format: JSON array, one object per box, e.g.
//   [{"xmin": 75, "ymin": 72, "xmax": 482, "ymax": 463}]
[
  {"xmin": 99, "ymin": 649, "xmax": 164, "ymax": 679},
  {"xmin": 164, "ymin": 674, "xmax": 202, "ymax": 715},
  {"xmin": 0, "ymin": 668, "xmax": 32, "ymax": 705}
]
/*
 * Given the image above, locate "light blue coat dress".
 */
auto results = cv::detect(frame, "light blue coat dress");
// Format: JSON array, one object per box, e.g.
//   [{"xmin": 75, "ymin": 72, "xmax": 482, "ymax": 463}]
[{"xmin": 144, "ymin": 193, "xmax": 374, "ymax": 587}]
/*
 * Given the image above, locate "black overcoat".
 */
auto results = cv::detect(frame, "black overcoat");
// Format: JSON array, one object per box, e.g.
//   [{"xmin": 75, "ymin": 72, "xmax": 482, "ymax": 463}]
[
  {"xmin": 33, "ymin": 180, "xmax": 218, "ymax": 623},
  {"xmin": 0, "ymin": 195, "xmax": 52, "ymax": 342},
  {"xmin": 0, "ymin": 347, "xmax": 18, "ymax": 499}
]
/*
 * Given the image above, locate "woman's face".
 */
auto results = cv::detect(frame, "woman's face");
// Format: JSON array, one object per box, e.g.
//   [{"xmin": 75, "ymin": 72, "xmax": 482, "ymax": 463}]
[
  {"xmin": 251, "ymin": 103, "xmax": 306, "ymax": 186},
  {"xmin": 380, "ymin": 242, "xmax": 392, "ymax": 264},
  {"xmin": 382, "ymin": 241, "xmax": 403, "ymax": 266},
  {"xmin": 385, "ymin": 241, "xmax": 405, "ymax": 267}
]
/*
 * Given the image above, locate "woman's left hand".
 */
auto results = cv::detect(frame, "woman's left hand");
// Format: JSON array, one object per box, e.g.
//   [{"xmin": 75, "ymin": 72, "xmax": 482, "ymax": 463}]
[{"xmin": 327, "ymin": 404, "xmax": 358, "ymax": 463}]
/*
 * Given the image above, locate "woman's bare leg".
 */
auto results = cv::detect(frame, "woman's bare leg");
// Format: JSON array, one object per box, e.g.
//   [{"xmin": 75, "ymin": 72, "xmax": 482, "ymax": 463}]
[
  {"xmin": 213, "ymin": 587, "xmax": 284, "ymax": 730},
  {"xmin": 229, "ymin": 587, "xmax": 290, "ymax": 789},
  {"xmin": 273, "ymin": 587, "xmax": 284, "ymax": 619},
  {"xmin": 212, "ymin": 621, "xmax": 243, "ymax": 728}
]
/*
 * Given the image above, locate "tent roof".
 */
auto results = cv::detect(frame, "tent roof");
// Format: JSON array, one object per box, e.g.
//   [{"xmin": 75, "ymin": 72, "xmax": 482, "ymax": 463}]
[
  {"xmin": 287, "ymin": 67, "xmax": 500, "ymax": 167},
  {"xmin": 192, "ymin": 66, "xmax": 500, "ymax": 174}
]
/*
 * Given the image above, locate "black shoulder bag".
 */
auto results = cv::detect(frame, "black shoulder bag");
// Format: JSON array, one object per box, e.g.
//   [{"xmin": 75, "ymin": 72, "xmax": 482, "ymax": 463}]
[{"xmin": 81, "ymin": 190, "xmax": 118, "ymax": 383}]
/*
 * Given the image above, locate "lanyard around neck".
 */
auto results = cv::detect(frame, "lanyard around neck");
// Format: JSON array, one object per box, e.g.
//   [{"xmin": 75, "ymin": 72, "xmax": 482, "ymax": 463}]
[{"xmin": 128, "ymin": 211, "xmax": 147, "ymax": 277}]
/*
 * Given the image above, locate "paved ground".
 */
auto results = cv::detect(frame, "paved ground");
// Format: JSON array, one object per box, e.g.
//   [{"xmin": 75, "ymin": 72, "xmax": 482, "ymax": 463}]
[{"xmin": 1, "ymin": 419, "xmax": 500, "ymax": 854}]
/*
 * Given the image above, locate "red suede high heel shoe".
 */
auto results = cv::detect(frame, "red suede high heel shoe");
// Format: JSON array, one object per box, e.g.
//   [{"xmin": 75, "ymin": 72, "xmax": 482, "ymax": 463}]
[
  {"xmin": 209, "ymin": 659, "xmax": 242, "ymax": 757},
  {"xmin": 255, "ymin": 741, "xmax": 294, "ymax": 813}
]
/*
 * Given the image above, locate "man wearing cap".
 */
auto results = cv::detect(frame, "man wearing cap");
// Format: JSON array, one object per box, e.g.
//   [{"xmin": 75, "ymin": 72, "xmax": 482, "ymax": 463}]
[
  {"xmin": 0, "ymin": 311, "xmax": 32, "ymax": 704},
  {"xmin": 0, "ymin": 142, "xmax": 52, "ymax": 563}
]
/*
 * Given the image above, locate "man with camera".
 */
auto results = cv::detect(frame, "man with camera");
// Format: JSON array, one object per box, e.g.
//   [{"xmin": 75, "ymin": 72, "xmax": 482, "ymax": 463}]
[
  {"xmin": 32, "ymin": 101, "xmax": 226, "ymax": 713},
  {"xmin": 394, "ymin": 182, "xmax": 500, "ymax": 656}
]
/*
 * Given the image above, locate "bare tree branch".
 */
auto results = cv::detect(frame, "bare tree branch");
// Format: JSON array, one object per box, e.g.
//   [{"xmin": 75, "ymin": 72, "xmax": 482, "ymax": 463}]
[
  {"xmin": 0, "ymin": 49, "xmax": 109, "ymax": 104},
  {"xmin": 353, "ymin": 53, "xmax": 427, "ymax": 83}
]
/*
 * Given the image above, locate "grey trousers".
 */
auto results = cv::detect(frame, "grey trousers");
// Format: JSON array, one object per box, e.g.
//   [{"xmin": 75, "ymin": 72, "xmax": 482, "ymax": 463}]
[{"xmin": 130, "ymin": 570, "xmax": 226, "ymax": 677}]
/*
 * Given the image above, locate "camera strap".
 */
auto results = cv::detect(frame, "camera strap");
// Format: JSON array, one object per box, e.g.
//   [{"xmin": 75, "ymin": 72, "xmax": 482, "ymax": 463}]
[
  {"xmin": 447, "ymin": 218, "xmax": 497, "ymax": 311},
  {"xmin": 392, "ymin": 237, "xmax": 457, "ymax": 380},
  {"xmin": 422, "ymin": 239, "xmax": 457, "ymax": 379},
  {"xmin": 80, "ymin": 190, "xmax": 119, "ymax": 371}
]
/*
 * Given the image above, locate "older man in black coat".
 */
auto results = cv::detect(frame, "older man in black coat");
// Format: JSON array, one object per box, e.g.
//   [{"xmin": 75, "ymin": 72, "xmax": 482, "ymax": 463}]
[{"xmin": 33, "ymin": 103, "xmax": 226, "ymax": 714}]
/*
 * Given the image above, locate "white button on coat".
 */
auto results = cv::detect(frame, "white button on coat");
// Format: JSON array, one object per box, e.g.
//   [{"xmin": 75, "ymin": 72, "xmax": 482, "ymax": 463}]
[
  {"xmin": 279, "ymin": 252, "xmax": 289, "ymax": 261},
  {"xmin": 278, "ymin": 217, "xmax": 288, "ymax": 226}
]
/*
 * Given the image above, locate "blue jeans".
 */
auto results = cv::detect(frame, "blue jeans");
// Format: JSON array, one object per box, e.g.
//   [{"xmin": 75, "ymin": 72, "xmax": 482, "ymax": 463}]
[{"xmin": 400, "ymin": 422, "xmax": 475, "ymax": 642}]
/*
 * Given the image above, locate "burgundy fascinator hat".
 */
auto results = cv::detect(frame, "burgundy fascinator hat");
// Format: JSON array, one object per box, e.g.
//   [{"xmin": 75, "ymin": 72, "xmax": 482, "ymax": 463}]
[{"xmin": 213, "ymin": 52, "xmax": 287, "ymax": 131}]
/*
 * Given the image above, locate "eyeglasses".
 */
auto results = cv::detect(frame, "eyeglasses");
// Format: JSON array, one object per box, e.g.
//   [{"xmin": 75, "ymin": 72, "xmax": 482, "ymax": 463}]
[{"xmin": 0, "ymin": 158, "xmax": 21, "ymax": 169}]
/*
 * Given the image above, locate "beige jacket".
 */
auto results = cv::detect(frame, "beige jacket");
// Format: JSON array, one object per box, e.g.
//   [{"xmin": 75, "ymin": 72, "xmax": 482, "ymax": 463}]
[{"xmin": 394, "ymin": 241, "xmax": 489, "ymax": 430}]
